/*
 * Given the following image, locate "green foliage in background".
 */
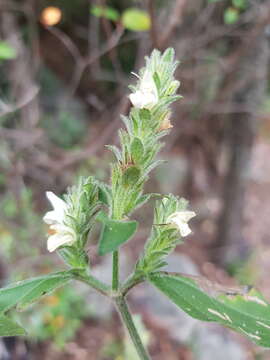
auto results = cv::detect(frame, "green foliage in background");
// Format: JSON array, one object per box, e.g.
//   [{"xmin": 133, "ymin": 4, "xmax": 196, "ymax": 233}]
[
  {"xmin": 42, "ymin": 111, "xmax": 87, "ymax": 149},
  {"xmin": 91, "ymin": 5, "xmax": 120, "ymax": 22},
  {"xmin": 0, "ymin": 187, "xmax": 42, "ymax": 261},
  {"xmin": 224, "ymin": 7, "xmax": 240, "ymax": 24},
  {"xmin": 121, "ymin": 8, "xmax": 151, "ymax": 32},
  {"xmin": 26, "ymin": 286, "xmax": 89, "ymax": 347},
  {"xmin": 224, "ymin": 0, "xmax": 248, "ymax": 24},
  {"xmin": 0, "ymin": 42, "xmax": 17, "ymax": 60},
  {"xmin": 90, "ymin": 5, "xmax": 151, "ymax": 32}
]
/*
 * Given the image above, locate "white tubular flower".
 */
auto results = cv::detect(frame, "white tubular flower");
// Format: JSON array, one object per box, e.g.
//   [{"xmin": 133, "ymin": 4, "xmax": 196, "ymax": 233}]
[
  {"xmin": 43, "ymin": 191, "xmax": 76, "ymax": 252},
  {"xmin": 129, "ymin": 70, "xmax": 158, "ymax": 109},
  {"xmin": 167, "ymin": 211, "xmax": 196, "ymax": 237}
]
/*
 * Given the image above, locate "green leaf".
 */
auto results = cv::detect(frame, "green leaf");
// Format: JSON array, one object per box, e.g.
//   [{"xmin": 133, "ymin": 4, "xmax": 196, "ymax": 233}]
[
  {"xmin": 0, "ymin": 316, "xmax": 26, "ymax": 337},
  {"xmin": 122, "ymin": 166, "xmax": 141, "ymax": 187},
  {"xmin": 0, "ymin": 41, "xmax": 17, "ymax": 60},
  {"xmin": 91, "ymin": 5, "xmax": 120, "ymax": 22},
  {"xmin": 0, "ymin": 271, "xmax": 72, "ymax": 313},
  {"xmin": 149, "ymin": 272, "xmax": 270, "ymax": 347},
  {"xmin": 121, "ymin": 8, "xmax": 151, "ymax": 32},
  {"xmin": 96, "ymin": 211, "xmax": 137, "ymax": 255},
  {"xmin": 224, "ymin": 7, "xmax": 239, "ymax": 24},
  {"xmin": 131, "ymin": 138, "xmax": 144, "ymax": 164},
  {"xmin": 232, "ymin": 0, "xmax": 246, "ymax": 9}
]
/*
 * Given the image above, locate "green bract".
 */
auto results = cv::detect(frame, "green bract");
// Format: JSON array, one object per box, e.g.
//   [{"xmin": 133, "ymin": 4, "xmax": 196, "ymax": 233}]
[
  {"xmin": 136, "ymin": 195, "xmax": 190, "ymax": 274},
  {"xmin": 57, "ymin": 177, "xmax": 101, "ymax": 267}
]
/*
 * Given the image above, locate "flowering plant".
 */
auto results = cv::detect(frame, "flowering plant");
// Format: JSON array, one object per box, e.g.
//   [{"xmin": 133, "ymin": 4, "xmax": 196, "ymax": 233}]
[{"xmin": 1, "ymin": 48, "xmax": 270, "ymax": 359}]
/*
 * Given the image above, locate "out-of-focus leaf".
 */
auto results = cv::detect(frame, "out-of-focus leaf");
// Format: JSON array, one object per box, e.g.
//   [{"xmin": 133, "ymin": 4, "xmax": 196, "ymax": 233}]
[
  {"xmin": 0, "ymin": 271, "xmax": 72, "ymax": 313},
  {"xmin": 0, "ymin": 316, "xmax": 26, "ymax": 337},
  {"xmin": 232, "ymin": 0, "xmax": 247, "ymax": 9},
  {"xmin": 121, "ymin": 8, "xmax": 151, "ymax": 32},
  {"xmin": 96, "ymin": 211, "xmax": 137, "ymax": 255},
  {"xmin": 149, "ymin": 272, "xmax": 270, "ymax": 347},
  {"xmin": 0, "ymin": 41, "xmax": 16, "ymax": 60},
  {"xmin": 91, "ymin": 5, "xmax": 120, "ymax": 22},
  {"xmin": 224, "ymin": 7, "xmax": 239, "ymax": 24}
]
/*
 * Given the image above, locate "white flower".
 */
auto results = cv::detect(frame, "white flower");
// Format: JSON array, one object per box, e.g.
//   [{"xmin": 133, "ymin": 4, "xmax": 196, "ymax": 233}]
[
  {"xmin": 129, "ymin": 70, "xmax": 158, "ymax": 109},
  {"xmin": 167, "ymin": 211, "xmax": 196, "ymax": 237},
  {"xmin": 43, "ymin": 191, "xmax": 76, "ymax": 252}
]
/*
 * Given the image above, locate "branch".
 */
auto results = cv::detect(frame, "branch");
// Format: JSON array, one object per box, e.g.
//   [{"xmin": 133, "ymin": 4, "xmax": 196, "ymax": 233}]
[
  {"xmin": 0, "ymin": 86, "xmax": 39, "ymax": 118},
  {"xmin": 147, "ymin": 0, "xmax": 160, "ymax": 49},
  {"xmin": 159, "ymin": 0, "xmax": 187, "ymax": 49}
]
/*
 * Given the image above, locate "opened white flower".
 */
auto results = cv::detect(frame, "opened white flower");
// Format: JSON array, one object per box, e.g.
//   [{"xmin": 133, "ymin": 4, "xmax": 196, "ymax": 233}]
[
  {"xmin": 167, "ymin": 211, "xmax": 196, "ymax": 237},
  {"xmin": 129, "ymin": 70, "xmax": 158, "ymax": 109},
  {"xmin": 43, "ymin": 191, "xmax": 76, "ymax": 252}
]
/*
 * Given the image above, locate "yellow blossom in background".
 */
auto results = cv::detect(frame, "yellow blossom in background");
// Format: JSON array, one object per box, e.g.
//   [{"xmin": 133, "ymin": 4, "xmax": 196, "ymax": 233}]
[{"xmin": 40, "ymin": 6, "xmax": 62, "ymax": 26}]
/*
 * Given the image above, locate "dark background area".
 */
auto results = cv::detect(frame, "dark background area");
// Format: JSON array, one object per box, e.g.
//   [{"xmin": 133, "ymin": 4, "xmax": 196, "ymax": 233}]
[{"xmin": 0, "ymin": 0, "xmax": 270, "ymax": 359}]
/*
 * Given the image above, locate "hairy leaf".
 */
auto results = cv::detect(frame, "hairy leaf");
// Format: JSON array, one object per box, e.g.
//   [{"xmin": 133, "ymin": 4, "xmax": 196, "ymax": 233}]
[
  {"xmin": 0, "ymin": 271, "xmax": 72, "ymax": 313},
  {"xmin": 97, "ymin": 211, "xmax": 137, "ymax": 255},
  {"xmin": 149, "ymin": 272, "xmax": 270, "ymax": 347}
]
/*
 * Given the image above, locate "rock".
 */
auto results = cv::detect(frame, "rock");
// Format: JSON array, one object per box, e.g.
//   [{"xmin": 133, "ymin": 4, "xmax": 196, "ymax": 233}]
[
  {"xmin": 76, "ymin": 254, "xmax": 132, "ymax": 320},
  {"xmin": 192, "ymin": 323, "xmax": 247, "ymax": 360},
  {"xmin": 131, "ymin": 254, "xmax": 200, "ymax": 342}
]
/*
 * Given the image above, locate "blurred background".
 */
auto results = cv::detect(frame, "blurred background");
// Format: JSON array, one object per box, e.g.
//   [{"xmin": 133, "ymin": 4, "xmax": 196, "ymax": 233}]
[{"xmin": 0, "ymin": 0, "xmax": 270, "ymax": 359}]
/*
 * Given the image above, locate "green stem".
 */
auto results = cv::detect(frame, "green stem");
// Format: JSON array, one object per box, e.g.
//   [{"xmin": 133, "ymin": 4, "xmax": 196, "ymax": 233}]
[
  {"xmin": 112, "ymin": 250, "xmax": 119, "ymax": 291},
  {"xmin": 115, "ymin": 296, "xmax": 151, "ymax": 360},
  {"xmin": 73, "ymin": 269, "xmax": 110, "ymax": 296},
  {"xmin": 121, "ymin": 273, "xmax": 145, "ymax": 296}
]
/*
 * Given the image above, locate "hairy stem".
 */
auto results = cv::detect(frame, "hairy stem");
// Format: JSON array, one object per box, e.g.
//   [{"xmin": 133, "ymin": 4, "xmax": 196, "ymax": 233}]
[
  {"xmin": 73, "ymin": 269, "xmax": 110, "ymax": 296},
  {"xmin": 121, "ymin": 272, "xmax": 145, "ymax": 296},
  {"xmin": 115, "ymin": 296, "xmax": 151, "ymax": 360},
  {"xmin": 112, "ymin": 250, "xmax": 119, "ymax": 291}
]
